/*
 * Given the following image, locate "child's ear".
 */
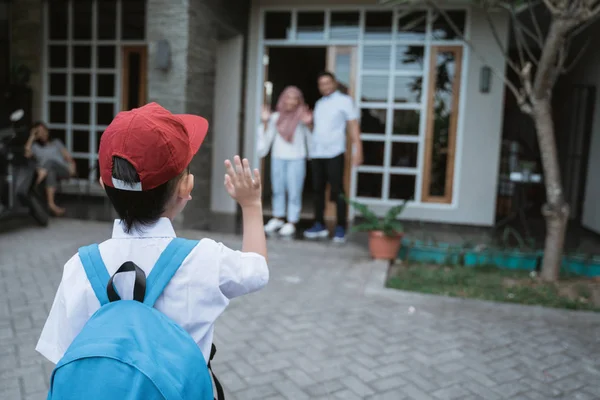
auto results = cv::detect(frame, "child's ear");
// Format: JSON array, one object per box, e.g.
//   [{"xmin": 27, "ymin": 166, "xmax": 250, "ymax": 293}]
[{"xmin": 178, "ymin": 173, "xmax": 194, "ymax": 199}]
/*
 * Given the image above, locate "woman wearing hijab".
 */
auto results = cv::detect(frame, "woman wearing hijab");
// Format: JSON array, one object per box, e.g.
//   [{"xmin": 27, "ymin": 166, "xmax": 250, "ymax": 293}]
[{"xmin": 257, "ymin": 86, "xmax": 313, "ymax": 237}]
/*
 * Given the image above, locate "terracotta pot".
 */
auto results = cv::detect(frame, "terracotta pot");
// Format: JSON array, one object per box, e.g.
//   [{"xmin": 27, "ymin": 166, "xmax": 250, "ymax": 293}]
[{"xmin": 368, "ymin": 231, "xmax": 404, "ymax": 260}]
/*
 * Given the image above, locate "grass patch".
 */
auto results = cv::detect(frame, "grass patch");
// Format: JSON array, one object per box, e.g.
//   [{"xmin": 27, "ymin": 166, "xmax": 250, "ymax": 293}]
[{"xmin": 387, "ymin": 263, "xmax": 600, "ymax": 312}]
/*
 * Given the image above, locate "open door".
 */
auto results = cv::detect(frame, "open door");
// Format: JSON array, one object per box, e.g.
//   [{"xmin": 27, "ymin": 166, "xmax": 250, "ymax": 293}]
[
  {"xmin": 324, "ymin": 46, "xmax": 358, "ymax": 221},
  {"xmin": 121, "ymin": 46, "xmax": 147, "ymax": 111}
]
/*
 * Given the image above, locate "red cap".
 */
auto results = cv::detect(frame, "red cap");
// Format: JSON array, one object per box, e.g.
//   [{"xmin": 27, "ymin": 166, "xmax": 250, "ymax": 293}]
[{"xmin": 99, "ymin": 102, "xmax": 208, "ymax": 191}]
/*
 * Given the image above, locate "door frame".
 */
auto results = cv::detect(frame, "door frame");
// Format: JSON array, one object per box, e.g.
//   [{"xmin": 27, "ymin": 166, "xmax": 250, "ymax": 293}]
[
  {"xmin": 324, "ymin": 45, "xmax": 358, "ymax": 221},
  {"xmin": 258, "ymin": 45, "xmax": 359, "ymax": 221},
  {"xmin": 121, "ymin": 45, "xmax": 148, "ymax": 111}
]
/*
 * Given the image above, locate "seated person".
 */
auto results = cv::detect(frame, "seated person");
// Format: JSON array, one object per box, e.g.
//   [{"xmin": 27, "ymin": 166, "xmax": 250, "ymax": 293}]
[{"xmin": 24, "ymin": 122, "xmax": 76, "ymax": 216}]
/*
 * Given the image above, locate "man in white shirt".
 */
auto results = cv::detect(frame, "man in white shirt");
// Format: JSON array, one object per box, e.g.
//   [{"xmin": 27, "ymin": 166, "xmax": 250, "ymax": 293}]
[{"xmin": 304, "ymin": 71, "xmax": 363, "ymax": 243}]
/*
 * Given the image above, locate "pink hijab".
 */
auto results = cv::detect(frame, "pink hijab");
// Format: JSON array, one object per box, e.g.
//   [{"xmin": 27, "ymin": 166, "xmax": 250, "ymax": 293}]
[{"xmin": 276, "ymin": 86, "xmax": 306, "ymax": 143}]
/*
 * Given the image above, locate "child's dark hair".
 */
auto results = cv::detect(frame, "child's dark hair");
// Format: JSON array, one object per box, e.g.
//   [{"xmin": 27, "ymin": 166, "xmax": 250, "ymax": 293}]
[
  {"xmin": 317, "ymin": 71, "xmax": 336, "ymax": 81},
  {"xmin": 104, "ymin": 156, "xmax": 188, "ymax": 233}
]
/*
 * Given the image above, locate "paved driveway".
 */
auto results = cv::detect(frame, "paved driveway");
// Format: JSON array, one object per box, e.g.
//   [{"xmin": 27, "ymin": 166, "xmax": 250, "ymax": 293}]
[{"xmin": 1, "ymin": 219, "xmax": 599, "ymax": 399}]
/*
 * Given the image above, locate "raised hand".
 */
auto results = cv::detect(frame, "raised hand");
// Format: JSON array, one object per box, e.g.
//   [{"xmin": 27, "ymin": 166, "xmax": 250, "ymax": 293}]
[
  {"xmin": 300, "ymin": 107, "xmax": 313, "ymax": 126},
  {"xmin": 224, "ymin": 156, "xmax": 262, "ymax": 208},
  {"xmin": 260, "ymin": 105, "xmax": 272, "ymax": 124}
]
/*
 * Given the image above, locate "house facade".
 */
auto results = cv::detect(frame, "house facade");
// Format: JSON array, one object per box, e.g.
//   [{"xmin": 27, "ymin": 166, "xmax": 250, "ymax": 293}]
[{"xmin": 4, "ymin": 0, "xmax": 512, "ymax": 228}]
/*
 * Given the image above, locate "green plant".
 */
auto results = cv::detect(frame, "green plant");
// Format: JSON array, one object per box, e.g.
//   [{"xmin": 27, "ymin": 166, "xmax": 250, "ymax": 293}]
[{"xmin": 343, "ymin": 196, "xmax": 407, "ymax": 237}]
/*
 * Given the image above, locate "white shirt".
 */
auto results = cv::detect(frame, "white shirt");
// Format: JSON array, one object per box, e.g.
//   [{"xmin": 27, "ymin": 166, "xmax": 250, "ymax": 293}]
[
  {"xmin": 312, "ymin": 91, "xmax": 358, "ymax": 159},
  {"xmin": 36, "ymin": 218, "xmax": 269, "ymax": 365},
  {"xmin": 256, "ymin": 112, "xmax": 311, "ymax": 160}
]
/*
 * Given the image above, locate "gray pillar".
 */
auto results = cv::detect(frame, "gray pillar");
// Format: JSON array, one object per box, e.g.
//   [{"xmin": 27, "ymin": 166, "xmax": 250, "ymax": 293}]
[{"xmin": 147, "ymin": 0, "xmax": 250, "ymax": 228}]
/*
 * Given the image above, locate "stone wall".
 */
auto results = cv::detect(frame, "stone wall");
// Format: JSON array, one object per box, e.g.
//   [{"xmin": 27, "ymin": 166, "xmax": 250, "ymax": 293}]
[
  {"xmin": 10, "ymin": 0, "xmax": 43, "ymax": 120},
  {"xmin": 147, "ymin": 0, "xmax": 250, "ymax": 227}
]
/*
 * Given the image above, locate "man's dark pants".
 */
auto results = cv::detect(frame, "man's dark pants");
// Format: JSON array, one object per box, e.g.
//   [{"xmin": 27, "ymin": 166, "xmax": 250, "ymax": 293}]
[{"xmin": 311, "ymin": 153, "xmax": 347, "ymax": 228}]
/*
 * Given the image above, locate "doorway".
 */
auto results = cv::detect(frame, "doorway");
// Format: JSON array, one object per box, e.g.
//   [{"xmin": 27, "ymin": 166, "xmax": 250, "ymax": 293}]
[
  {"xmin": 262, "ymin": 46, "xmax": 327, "ymax": 219},
  {"xmin": 261, "ymin": 45, "xmax": 357, "ymax": 221},
  {"xmin": 121, "ymin": 46, "xmax": 147, "ymax": 111}
]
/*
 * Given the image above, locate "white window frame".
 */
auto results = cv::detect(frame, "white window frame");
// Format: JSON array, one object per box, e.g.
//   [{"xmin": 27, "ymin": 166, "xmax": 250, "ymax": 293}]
[
  {"xmin": 256, "ymin": 5, "xmax": 470, "ymax": 212},
  {"xmin": 42, "ymin": 0, "xmax": 147, "ymax": 183}
]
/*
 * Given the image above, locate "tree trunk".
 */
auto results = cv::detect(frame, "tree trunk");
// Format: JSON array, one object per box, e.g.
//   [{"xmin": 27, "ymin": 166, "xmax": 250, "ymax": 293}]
[{"xmin": 532, "ymin": 99, "xmax": 569, "ymax": 282}]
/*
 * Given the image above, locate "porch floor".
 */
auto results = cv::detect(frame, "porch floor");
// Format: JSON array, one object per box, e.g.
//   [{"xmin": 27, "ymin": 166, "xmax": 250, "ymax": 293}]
[{"xmin": 9, "ymin": 195, "xmax": 598, "ymax": 256}]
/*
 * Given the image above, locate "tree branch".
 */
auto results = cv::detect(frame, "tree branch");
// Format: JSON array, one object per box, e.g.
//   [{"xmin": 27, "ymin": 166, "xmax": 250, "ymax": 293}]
[
  {"xmin": 483, "ymin": 7, "xmax": 522, "ymax": 77},
  {"xmin": 426, "ymin": 3, "xmax": 531, "ymax": 113},
  {"xmin": 563, "ymin": 37, "xmax": 590, "ymax": 73},
  {"xmin": 527, "ymin": 0, "xmax": 546, "ymax": 44},
  {"xmin": 542, "ymin": 0, "xmax": 562, "ymax": 15}
]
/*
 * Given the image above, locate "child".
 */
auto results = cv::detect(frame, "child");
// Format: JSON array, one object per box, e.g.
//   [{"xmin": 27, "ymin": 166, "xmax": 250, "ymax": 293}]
[{"xmin": 36, "ymin": 102, "xmax": 269, "ymax": 376}]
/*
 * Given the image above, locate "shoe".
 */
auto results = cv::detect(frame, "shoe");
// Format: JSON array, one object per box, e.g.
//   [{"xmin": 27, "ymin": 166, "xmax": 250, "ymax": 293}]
[
  {"xmin": 332, "ymin": 226, "xmax": 346, "ymax": 243},
  {"xmin": 279, "ymin": 222, "xmax": 296, "ymax": 237},
  {"xmin": 264, "ymin": 218, "xmax": 285, "ymax": 234},
  {"xmin": 303, "ymin": 223, "xmax": 329, "ymax": 239}
]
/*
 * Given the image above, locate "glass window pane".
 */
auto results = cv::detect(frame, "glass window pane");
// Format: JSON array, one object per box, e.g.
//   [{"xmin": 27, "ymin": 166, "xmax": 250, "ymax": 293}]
[
  {"xmin": 97, "ymin": 103, "xmax": 115, "ymax": 125},
  {"xmin": 97, "ymin": 74, "xmax": 115, "ymax": 97},
  {"xmin": 427, "ymin": 50, "xmax": 460, "ymax": 198},
  {"xmin": 396, "ymin": 46, "xmax": 425, "ymax": 71},
  {"xmin": 98, "ymin": 0, "xmax": 117, "ymax": 40},
  {"xmin": 392, "ymin": 110, "xmax": 420, "ymax": 136},
  {"xmin": 49, "ymin": 102, "xmax": 66, "ymax": 124},
  {"xmin": 332, "ymin": 51, "xmax": 352, "ymax": 93},
  {"xmin": 365, "ymin": 11, "xmax": 393, "ymax": 40},
  {"xmin": 73, "ymin": 0, "xmax": 92, "ymax": 40},
  {"xmin": 389, "ymin": 175, "xmax": 416, "ymax": 200},
  {"xmin": 73, "ymin": 130, "xmax": 91, "ymax": 153},
  {"xmin": 72, "ymin": 102, "xmax": 90, "ymax": 124},
  {"xmin": 74, "ymin": 158, "xmax": 90, "ymax": 179},
  {"xmin": 360, "ymin": 109, "xmax": 387, "ymax": 135},
  {"xmin": 49, "ymin": 0, "xmax": 68, "ymax": 40},
  {"xmin": 391, "ymin": 142, "xmax": 418, "ymax": 167},
  {"xmin": 362, "ymin": 46, "xmax": 391, "ymax": 71},
  {"xmin": 264, "ymin": 12, "xmax": 292, "ymax": 40},
  {"xmin": 97, "ymin": 46, "xmax": 116, "ymax": 68},
  {"xmin": 362, "ymin": 141, "xmax": 385, "ymax": 167},
  {"xmin": 73, "ymin": 74, "xmax": 91, "ymax": 97},
  {"xmin": 361, "ymin": 76, "xmax": 389, "ymax": 103},
  {"xmin": 397, "ymin": 11, "xmax": 427, "ymax": 41},
  {"xmin": 297, "ymin": 12, "xmax": 324, "ymax": 40},
  {"xmin": 49, "ymin": 46, "xmax": 67, "ymax": 68},
  {"xmin": 73, "ymin": 46, "xmax": 92, "ymax": 68},
  {"xmin": 394, "ymin": 76, "xmax": 422, "ymax": 103},
  {"xmin": 330, "ymin": 12, "xmax": 359, "ymax": 40},
  {"xmin": 50, "ymin": 129, "xmax": 66, "ymax": 145},
  {"xmin": 49, "ymin": 73, "xmax": 67, "ymax": 96},
  {"xmin": 357, "ymin": 173, "xmax": 383, "ymax": 198},
  {"xmin": 121, "ymin": 0, "xmax": 146, "ymax": 40},
  {"xmin": 431, "ymin": 11, "xmax": 466, "ymax": 40}
]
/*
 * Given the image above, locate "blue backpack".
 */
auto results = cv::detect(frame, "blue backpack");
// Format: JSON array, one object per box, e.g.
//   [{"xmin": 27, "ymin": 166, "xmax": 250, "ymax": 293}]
[{"xmin": 47, "ymin": 238, "xmax": 224, "ymax": 400}]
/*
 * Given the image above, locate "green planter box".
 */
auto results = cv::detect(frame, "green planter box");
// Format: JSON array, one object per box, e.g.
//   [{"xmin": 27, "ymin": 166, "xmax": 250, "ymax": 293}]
[
  {"xmin": 463, "ymin": 250, "xmax": 542, "ymax": 271},
  {"xmin": 399, "ymin": 239, "xmax": 600, "ymax": 277},
  {"xmin": 561, "ymin": 255, "xmax": 600, "ymax": 278}
]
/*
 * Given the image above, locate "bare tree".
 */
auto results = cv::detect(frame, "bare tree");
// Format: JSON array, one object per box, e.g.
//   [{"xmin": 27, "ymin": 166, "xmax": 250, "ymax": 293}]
[{"xmin": 386, "ymin": 0, "xmax": 600, "ymax": 281}]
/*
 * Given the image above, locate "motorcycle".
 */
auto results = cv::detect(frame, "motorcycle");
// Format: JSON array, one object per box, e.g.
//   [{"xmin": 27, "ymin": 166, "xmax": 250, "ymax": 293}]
[{"xmin": 0, "ymin": 109, "xmax": 49, "ymax": 226}]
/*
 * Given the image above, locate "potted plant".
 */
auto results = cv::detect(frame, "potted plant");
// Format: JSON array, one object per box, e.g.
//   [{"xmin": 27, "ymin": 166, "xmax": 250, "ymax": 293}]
[{"xmin": 344, "ymin": 196, "xmax": 407, "ymax": 260}]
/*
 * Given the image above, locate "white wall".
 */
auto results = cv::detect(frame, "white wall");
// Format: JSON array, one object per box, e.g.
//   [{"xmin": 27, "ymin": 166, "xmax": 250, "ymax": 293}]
[
  {"xmin": 568, "ymin": 23, "xmax": 600, "ymax": 234},
  {"xmin": 211, "ymin": 36, "xmax": 244, "ymax": 213},
  {"xmin": 244, "ymin": 2, "xmax": 509, "ymax": 226}
]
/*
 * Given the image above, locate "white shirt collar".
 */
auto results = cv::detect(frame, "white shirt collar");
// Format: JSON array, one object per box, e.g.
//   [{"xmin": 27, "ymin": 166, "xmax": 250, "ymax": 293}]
[{"xmin": 111, "ymin": 217, "xmax": 177, "ymax": 239}]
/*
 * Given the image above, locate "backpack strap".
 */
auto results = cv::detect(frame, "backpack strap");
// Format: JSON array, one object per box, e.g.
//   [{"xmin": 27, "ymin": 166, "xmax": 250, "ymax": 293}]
[
  {"xmin": 143, "ymin": 238, "xmax": 199, "ymax": 307},
  {"xmin": 210, "ymin": 344, "xmax": 225, "ymax": 400},
  {"xmin": 78, "ymin": 244, "xmax": 111, "ymax": 306}
]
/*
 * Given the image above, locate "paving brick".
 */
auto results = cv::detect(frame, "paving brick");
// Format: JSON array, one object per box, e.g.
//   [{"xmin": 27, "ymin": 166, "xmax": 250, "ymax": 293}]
[{"xmin": 2, "ymin": 219, "xmax": 600, "ymax": 400}]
